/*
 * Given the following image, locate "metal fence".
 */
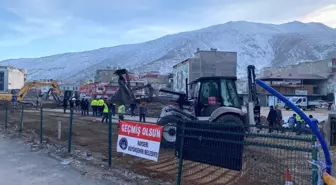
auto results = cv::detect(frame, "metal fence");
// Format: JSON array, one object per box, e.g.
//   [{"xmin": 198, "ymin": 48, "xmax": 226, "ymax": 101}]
[
  {"xmin": 0, "ymin": 104, "xmax": 319, "ymax": 185},
  {"xmin": 175, "ymin": 121, "xmax": 317, "ymax": 185}
]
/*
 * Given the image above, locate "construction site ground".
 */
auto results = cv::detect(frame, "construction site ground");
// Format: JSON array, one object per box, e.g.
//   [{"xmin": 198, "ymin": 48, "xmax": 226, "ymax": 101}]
[{"xmin": 0, "ymin": 106, "xmax": 334, "ymax": 184}]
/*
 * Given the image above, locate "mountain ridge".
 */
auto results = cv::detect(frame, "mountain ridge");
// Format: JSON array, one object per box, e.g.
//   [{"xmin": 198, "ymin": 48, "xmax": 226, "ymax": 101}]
[{"xmin": 1, "ymin": 21, "xmax": 336, "ymax": 81}]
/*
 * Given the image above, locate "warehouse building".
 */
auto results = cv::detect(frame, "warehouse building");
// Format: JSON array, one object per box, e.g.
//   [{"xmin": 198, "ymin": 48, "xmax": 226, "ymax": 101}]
[{"xmin": 256, "ymin": 57, "xmax": 336, "ymax": 106}]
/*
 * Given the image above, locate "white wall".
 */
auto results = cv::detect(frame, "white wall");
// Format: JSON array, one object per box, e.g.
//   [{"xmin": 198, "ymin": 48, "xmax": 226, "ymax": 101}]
[
  {"xmin": 173, "ymin": 62, "xmax": 189, "ymax": 93},
  {"xmin": 8, "ymin": 68, "xmax": 24, "ymax": 90}
]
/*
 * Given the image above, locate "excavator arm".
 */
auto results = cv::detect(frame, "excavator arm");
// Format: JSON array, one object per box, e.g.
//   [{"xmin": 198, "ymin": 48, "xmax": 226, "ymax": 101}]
[
  {"xmin": 16, "ymin": 80, "xmax": 63, "ymax": 101},
  {"xmin": 110, "ymin": 69, "xmax": 155, "ymax": 105},
  {"xmin": 247, "ymin": 65, "xmax": 261, "ymax": 125}
]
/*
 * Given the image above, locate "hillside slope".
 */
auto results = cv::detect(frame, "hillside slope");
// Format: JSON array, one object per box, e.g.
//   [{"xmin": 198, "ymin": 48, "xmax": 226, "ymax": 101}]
[{"xmin": 1, "ymin": 21, "xmax": 335, "ymax": 81}]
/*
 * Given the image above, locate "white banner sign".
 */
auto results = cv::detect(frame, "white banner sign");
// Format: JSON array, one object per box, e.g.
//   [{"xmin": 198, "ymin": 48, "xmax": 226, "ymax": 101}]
[
  {"xmin": 117, "ymin": 121, "xmax": 163, "ymax": 161},
  {"xmin": 295, "ymin": 90, "xmax": 308, "ymax": 95}
]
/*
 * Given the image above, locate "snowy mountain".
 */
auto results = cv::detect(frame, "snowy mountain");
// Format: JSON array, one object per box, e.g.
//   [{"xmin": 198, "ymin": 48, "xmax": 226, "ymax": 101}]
[{"xmin": 1, "ymin": 21, "xmax": 336, "ymax": 81}]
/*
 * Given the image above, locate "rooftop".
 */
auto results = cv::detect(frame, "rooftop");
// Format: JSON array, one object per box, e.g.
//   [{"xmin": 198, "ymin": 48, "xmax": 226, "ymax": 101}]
[{"xmin": 258, "ymin": 72, "xmax": 327, "ymax": 80}]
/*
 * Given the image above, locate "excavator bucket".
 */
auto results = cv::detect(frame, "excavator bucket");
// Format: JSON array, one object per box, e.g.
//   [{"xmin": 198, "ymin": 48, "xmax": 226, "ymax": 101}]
[{"xmin": 110, "ymin": 68, "xmax": 155, "ymax": 105}]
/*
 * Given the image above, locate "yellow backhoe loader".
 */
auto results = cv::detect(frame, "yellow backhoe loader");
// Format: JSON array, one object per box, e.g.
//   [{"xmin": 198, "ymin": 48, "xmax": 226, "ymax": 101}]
[{"xmin": 0, "ymin": 80, "xmax": 63, "ymax": 107}]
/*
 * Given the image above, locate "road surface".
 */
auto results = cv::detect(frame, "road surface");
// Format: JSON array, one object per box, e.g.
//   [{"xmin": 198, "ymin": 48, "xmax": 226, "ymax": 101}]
[{"xmin": 0, "ymin": 133, "xmax": 112, "ymax": 185}]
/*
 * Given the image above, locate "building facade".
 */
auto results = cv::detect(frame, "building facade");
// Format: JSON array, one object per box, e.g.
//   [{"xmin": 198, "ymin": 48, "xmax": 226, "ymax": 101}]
[
  {"xmin": 258, "ymin": 75, "xmax": 328, "ymax": 96},
  {"xmin": 261, "ymin": 58, "xmax": 336, "ymax": 94},
  {"xmin": 94, "ymin": 69, "xmax": 116, "ymax": 83},
  {"xmin": 141, "ymin": 73, "xmax": 169, "ymax": 96},
  {"xmin": 0, "ymin": 66, "xmax": 25, "ymax": 92},
  {"xmin": 173, "ymin": 49, "xmax": 237, "ymax": 93},
  {"xmin": 60, "ymin": 83, "xmax": 80, "ymax": 91}
]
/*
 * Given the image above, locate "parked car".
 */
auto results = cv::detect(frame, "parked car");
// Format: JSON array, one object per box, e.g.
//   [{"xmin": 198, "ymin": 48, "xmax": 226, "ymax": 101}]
[{"xmin": 314, "ymin": 100, "xmax": 328, "ymax": 108}]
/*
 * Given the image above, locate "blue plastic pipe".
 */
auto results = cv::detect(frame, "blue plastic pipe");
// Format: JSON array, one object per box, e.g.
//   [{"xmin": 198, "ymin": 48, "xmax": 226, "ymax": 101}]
[{"xmin": 256, "ymin": 79, "xmax": 332, "ymax": 174}]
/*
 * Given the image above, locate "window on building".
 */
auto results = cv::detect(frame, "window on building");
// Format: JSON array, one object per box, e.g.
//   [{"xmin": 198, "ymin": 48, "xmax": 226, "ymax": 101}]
[
  {"xmin": 333, "ymin": 61, "xmax": 336, "ymax": 67},
  {"xmin": 286, "ymin": 88, "xmax": 294, "ymax": 94}
]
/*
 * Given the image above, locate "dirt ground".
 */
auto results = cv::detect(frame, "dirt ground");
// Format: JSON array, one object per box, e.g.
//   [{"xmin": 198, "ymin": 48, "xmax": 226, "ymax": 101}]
[{"xmin": 0, "ymin": 107, "xmax": 332, "ymax": 185}]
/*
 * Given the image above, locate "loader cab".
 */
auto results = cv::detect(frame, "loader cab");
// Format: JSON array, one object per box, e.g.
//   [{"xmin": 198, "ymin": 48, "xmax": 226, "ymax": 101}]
[{"xmin": 189, "ymin": 76, "xmax": 241, "ymax": 117}]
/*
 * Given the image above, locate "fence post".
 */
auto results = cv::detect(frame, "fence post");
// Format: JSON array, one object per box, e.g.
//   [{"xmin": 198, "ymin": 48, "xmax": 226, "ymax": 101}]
[
  {"xmin": 68, "ymin": 109, "xmax": 73, "ymax": 153},
  {"xmin": 19, "ymin": 104, "xmax": 24, "ymax": 136},
  {"xmin": 312, "ymin": 135, "xmax": 318, "ymax": 185},
  {"xmin": 40, "ymin": 106, "xmax": 43, "ymax": 144},
  {"xmin": 108, "ymin": 111, "xmax": 112, "ymax": 167},
  {"xmin": 5, "ymin": 107, "xmax": 8, "ymax": 130},
  {"xmin": 57, "ymin": 121, "xmax": 62, "ymax": 140},
  {"xmin": 176, "ymin": 121, "xmax": 185, "ymax": 185}
]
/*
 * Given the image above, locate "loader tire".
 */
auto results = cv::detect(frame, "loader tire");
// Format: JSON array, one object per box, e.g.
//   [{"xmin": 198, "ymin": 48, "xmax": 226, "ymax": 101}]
[
  {"xmin": 157, "ymin": 115, "xmax": 181, "ymax": 149},
  {"xmin": 214, "ymin": 114, "xmax": 244, "ymax": 125},
  {"xmin": 214, "ymin": 114, "xmax": 247, "ymax": 133}
]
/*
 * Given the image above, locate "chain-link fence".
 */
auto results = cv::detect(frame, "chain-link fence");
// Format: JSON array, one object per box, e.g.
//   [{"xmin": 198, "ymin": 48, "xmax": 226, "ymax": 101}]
[{"xmin": 0, "ymin": 104, "xmax": 319, "ymax": 185}]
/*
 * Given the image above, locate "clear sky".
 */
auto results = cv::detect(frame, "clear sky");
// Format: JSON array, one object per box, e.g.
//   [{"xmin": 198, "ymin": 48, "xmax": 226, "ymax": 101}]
[{"xmin": 1, "ymin": 0, "xmax": 335, "ymax": 60}]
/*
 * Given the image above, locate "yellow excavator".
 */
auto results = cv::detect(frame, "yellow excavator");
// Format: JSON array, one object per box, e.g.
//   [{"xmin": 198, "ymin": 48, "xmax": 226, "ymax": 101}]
[{"xmin": 0, "ymin": 80, "xmax": 63, "ymax": 107}]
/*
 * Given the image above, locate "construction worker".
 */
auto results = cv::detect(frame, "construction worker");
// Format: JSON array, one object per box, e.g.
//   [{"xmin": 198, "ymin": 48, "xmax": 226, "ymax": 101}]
[
  {"xmin": 309, "ymin": 115, "xmax": 319, "ymax": 127},
  {"xmin": 139, "ymin": 102, "xmax": 147, "ymax": 122},
  {"xmin": 85, "ymin": 99, "xmax": 90, "ymax": 116},
  {"xmin": 81, "ymin": 98, "xmax": 86, "ymax": 116},
  {"xmin": 118, "ymin": 103, "xmax": 125, "ymax": 121},
  {"xmin": 130, "ymin": 103, "xmax": 136, "ymax": 117},
  {"xmin": 275, "ymin": 105, "xmax": 283, "ymax": 132},
  {"xmin": 111, "ymin": 103, "xmax": 116, "ymax": 116},
  {"xmin": 63, "ymin": 98, "xmax": 68, "ymax": 113},
  {"xmin": 75, "ymin": 98, "xmax": 81, "ymax": 113},
  {"xmin": 91, "ymin": 98, "xmax": 98, "ymax": 116},
  {"xmin": 98, "ymin": 98, "xmax": 105, "ymax": 116},
  {"xmin": 70, "ymin": 97, "xmax": 75, "ymax": 110},
  {"xmin": 287, "ymin": 113, "xmax": 297, "ymax": 129},
  {"xmin": 101, "ymin": 101, "xmax": 109, "ymax": 123},
  {"xmin": 267, "ymin": 106, "xmax": 277, "ymax": 133},
  {"xmin": 11, "ymin": 95, "xmax": 17, "ymax": 112},
  {"xmin": 295, "ymin": 112, "xmax": 304, "ymax": 135}
]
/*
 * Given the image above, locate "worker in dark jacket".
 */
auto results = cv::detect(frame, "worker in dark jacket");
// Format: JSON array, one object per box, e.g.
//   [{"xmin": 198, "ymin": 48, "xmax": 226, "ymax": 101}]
[
  {"xmin": 69, "ymin": 97, "xmax": 75, "ymax": 110},
  {"xmin": 309, "ymin": 115, "xmax": 319, "ymax": 127},
  {"xmin": 130, "ymin": 103, "xmax": 136, "ymax": 117},
  {"xmin": 75, "ymin": 98, "xmax": 81, "ymax": 113},
  {"xmin": 63, "ymin": 98, "xmax": 68, "ymax": 113},
  {"xmin": 85, "ymin": 99, "xmax": 90, "ymax": 116},
  {"xmin": 139, "ymin": 102, "xmax": 147, "ymax": 122},
  {"xmin": 111, "ymin": 103, "xmax": 116, "ymax": 116},
  {"xmin": 267, "ymin": 105, "xmax": 277, "ymax": 133},
  {"xmin": 275, "ymin": 105, "xmax": 283, "ymax": 132},
  {"xmin": 287, "ymin": 113, "xmax": 297, "ymax": 129},
  {"xmin": 81, "ymin": 99, "xmax": 86, "ymax": 116}
]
